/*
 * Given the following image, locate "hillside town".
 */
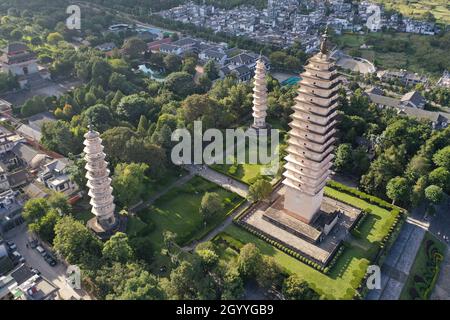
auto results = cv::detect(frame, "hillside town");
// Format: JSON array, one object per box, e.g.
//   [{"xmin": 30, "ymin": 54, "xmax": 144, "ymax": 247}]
[{"xmin": 158, "ymin": 0, "xmax": 441, "ymax": 50}]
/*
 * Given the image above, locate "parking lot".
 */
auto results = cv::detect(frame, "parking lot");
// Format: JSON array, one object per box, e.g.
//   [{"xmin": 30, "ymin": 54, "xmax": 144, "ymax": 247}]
[{"xmin": 4, "ymin": 224, "xmax": 91, "ymax": 300}]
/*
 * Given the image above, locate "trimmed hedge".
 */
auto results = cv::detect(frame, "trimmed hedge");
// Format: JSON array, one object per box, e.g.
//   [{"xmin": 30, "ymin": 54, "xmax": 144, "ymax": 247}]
[
  {"xmin": 326, "ymin": 180, "xmax": 405, "ymax": 213},
  {"xmin": 349, "ymin": 209, "xmax": 371, "ymax": 238}
]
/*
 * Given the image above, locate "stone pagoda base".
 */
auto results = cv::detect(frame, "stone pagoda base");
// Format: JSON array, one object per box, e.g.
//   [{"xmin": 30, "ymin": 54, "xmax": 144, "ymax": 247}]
[
  {"xmin": 87, "ymin": 214, "xmax": 127, "ymax": 241},
  {"xmin": 239, "ymin": 186, "xmax": 362, "ymax": 266},
  {"xmin": 248, "ymin": 124, "xmax": 272, "ymax": 136}
]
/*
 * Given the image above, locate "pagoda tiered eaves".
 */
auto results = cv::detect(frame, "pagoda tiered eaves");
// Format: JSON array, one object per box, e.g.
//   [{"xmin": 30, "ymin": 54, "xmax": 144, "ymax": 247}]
[
  {"xmin": 282, "ymin": 41, "xmax": 341, "ymax": 223},
  {"xmin": 252, "ymin": 58, "xmax": 268, "ymax": 129},
  {"xmin": 84, "ymin": 128, "xmax": 116, "ymax": 231}
]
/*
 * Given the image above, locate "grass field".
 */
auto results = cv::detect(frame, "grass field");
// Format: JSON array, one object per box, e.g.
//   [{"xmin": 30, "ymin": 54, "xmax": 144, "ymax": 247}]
[
  {"xmin": 335, "ymin": 32, "xmax": 450, "ymax": 75},
  {"xmin": 136, "ymin": 176, "xmax": 244, "ymax": 249},
  {"xmin": 374, "ymin": 0, "xmax": 450, "ymax": 24},
  {"xmin": 214, "ymin": 184, "xmax": 402, "ymax": 299},
  {"xmin": 400, "ymin": 232, "xmax": 446, "ymax": 299}
]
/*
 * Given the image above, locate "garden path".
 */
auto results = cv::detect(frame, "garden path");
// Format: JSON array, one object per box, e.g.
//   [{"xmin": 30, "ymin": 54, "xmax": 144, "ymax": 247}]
[{"xmin": 184, "ymin": 164, "xmax": 249, "ymax": 198}]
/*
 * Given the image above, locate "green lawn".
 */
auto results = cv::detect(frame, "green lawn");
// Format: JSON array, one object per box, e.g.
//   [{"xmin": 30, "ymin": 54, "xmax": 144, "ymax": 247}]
[
  {"xmin": 210, "ymin": 138, "xmax": 284, "ymax": 184},
  {"xmin": 222, "ymin": 225, "xmax": 370, "ymax": 300},
  {"xmin": 126, "ymin": 216, "xmax": 148, "ymax": 237},
  {"xmin": 136, "ymin": 176, "xmax": 244, "ymax": 250},
  {"xmin": 400, "ymin": 232, "xmax": 446, "ymax": 300}
]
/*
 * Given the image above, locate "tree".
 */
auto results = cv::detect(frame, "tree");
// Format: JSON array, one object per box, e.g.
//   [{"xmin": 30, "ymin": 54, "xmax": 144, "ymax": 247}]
[
  {"xmin": 21, "ymin": 96, "xmax": 46, "ymax": 117},
  {"xmin": 92, "ymin": 60, "xmax": 112, "ymax": 86},
  {"xmin": 82, "ymin": 104, "xmax": 114, "ymax": 132},
  {"xmin": 334, "ymin": 144, "xmax": 353, "ymax": 173},
  {"xmin": 200, "ymin": 192, "xmax": 222, "ymax": 222},
  {"xmin": 198, "ymin": 74, "xmax": 212, "ymax": 92},
  {"xmin": 29, "ymin": 209, "xmax": 60, "ymax": 243},
  {"xmin": 137, "ymin": 115, "xmax": 149, "ymax": 136},
  {"xmin": 386, "ymin": 177, "xmax": 410, "ymax": 205},
  {"xmin": 248, "ymin": 178, "xmax": 272, "ymax": 202},
  {"xmin": 122, "ymin": 37, "xmax": 147, "ymax": 59},
  {"xmin": 204, "ymin": 60, "xmax": 219, "ymax": 80},
  {"xmin": 236, "ymin": 243, "xmax": 262, "ymax": 279},
  {"xmin": 67, "ymin": 155, "xmax": 87, "ymax": 191},
  {"xmin": 41, "ymin": 120, "xmax": 83, "ymax": 156},
  {"xmin": 181, "ymin": 94, "xmax": 223, "ymax": 128},
  {"xmin": 256, "ymin": 256, "xmax": 283, "ymax": 289},
  {"xmin": 282, "ymin": 275, "xmax": 319, "ymax": 300},
  {"xmin": 102, "ymin": 232, "xmax": 134, "ymax": 263},
  {"xmin": 112, "ymin": 163, "xmax": 149, "ymax": 207},
  {"xmin": 47, "ymin": 32, "xmax": 64, "ymax": 44},
  {"xmin": 433, "ymin": 146, "xmax": 450, "ymax": 170},
  {"xmin": 96, "ymin": 262, "xmax": 164, "ymax": 300},
  {"xmin": 53, "ymin": 216, "xmax": 102, "ymax": 267},
  {"xmin": 429, "ymin": 167, "xmax": 450, "ymax": 193},
  {"xmin": 22, "ymin": 198, "xmax": 50, "ymax": 223},
  {"xmin": 182, "ymin": 57, "xmax": 197, "ymax": 75},
  {"xmin": 165, "ymin": 261, "xmax": 198, "ymax": 299},
  {"xmin": 221, "ymin": 266, "xmax": 244, "ymax": 300},
  {"xmin": 164, "ymin": 72, "xmax": 196, "ymax": 97},
  {"xmin": 116, "ymin": 94, "xmax": 149, "ymax": 124},
  {"xmin": 196, "ymin": 249, "xmax": 219, "ymax": 269},
  {"xmin": 164, "ymin": 54, "xmax": 182, "ymax": 73},
  {"xmin": 425, "ymin": 185, "xmax": 444, "ymax": 205}
]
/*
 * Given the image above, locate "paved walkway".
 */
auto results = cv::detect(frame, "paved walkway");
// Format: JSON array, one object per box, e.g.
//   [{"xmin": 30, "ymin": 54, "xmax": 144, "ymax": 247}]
[
  {"xmin": 184, "ymin": 164, "xmax": 249, "ymax": 198},
  {"xmin": 366, "ymin": 222, "xmax": 426, "ymax": 300}
]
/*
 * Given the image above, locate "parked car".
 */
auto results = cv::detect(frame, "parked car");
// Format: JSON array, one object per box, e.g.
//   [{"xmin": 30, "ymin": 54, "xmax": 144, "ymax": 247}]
[
  {"xmin": 28, "ymin": 238, "xmax": 38, "ymax": 249},
  {"xmin": 44, "ymin": 253, "xmax": 57, "ymax": 267},
  {"xmin": 31, "ymin": 268, "xmax": 41, "ymax": 275},
  {"xmin": 11, "ymin": 251, "xmax": 24, "ymax": 263},
  {"xmin": 6, "ymin": 241, "xmax": 16, "ymax": 251},
  {"xmin": 35, "ymin": 246, "xmax": 46, "ymax": 256}
]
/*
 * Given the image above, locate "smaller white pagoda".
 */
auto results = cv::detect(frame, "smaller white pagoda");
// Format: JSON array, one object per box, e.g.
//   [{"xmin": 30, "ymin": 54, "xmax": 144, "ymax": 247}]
[
  {"xmin": 251, "ymin": 58, "xmax": 268, "ymax": 130},
  {"xmin": 84, "ymin": 125, "xmax": 116, "ymax": 233}
]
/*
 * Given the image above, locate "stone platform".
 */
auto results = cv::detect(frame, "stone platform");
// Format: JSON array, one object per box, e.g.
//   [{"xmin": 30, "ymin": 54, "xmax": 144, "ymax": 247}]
[
  {"xmin": 87, "ymin": 214, "xmax": 127, "ymax": 241},
  {"xmin": 241, "ymin": 186, "xmax": 361, "ymax": 265}
]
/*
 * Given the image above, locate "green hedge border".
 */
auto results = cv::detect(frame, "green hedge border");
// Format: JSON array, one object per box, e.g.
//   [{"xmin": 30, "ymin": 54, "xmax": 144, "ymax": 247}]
[{"xmin": 326, "ymin": 180, "xmax": 406, "ymax": 213}]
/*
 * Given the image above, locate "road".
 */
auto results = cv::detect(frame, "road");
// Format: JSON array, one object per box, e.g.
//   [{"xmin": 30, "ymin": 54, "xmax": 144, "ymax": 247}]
[{"xmin": 4, "ymin": 225, "xmax": 91, "ymax": 300}]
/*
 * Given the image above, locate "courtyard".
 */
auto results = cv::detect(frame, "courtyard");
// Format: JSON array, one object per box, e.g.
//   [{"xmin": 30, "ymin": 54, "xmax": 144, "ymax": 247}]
[{"xmin": 216, "ymin": 183, "xmax": 404, "ymax": 299}]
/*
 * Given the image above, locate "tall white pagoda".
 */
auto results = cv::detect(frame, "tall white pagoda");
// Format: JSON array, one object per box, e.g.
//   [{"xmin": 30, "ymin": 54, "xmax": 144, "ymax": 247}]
[
  {"xmin": 252, "ymin": 58, "xmax": 268, "ymax": 130},
  {"xmin": 84, "ymin": 125, "xmax": 116, "ymax": 233},
  {"xmin": 282, "ymin": 30, "xmax": 340, "ymax": 224}
]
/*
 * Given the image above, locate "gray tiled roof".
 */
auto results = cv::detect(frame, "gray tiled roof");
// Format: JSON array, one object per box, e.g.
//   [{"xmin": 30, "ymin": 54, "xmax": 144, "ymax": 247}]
[
  {"xmin": 401, "ymin": 91, "xmax": 426, "ymax": 107},
  {"xmin": 367, "ymin": 93, "xmax": 400, "ymax": 108}
]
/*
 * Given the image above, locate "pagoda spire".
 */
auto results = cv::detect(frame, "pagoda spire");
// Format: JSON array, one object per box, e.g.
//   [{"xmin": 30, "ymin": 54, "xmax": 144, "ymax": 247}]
[
  {"xmin": 320, "ymin": 26, "xmax": 329, "ymax": 54},
  {"xmin": 252, "ymin": 58, "xmax": 268, "ymax": 129},
  {"xmin": 282, "ymin": 37, "xmax": 341, "ymax": 223},
  {"xmin": 83, "ymin": 126, "xmax": 116, "ymax": 232}
]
